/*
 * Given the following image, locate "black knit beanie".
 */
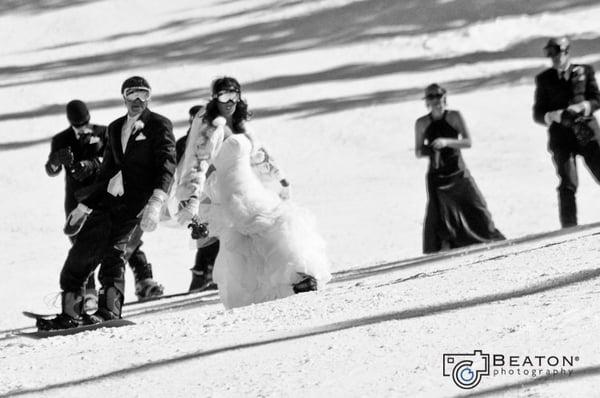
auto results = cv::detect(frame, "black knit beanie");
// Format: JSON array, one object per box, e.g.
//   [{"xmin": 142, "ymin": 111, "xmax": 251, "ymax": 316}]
[{"xmin": 66, "ymin": 100, "xmax": 90, "ymax": 127}]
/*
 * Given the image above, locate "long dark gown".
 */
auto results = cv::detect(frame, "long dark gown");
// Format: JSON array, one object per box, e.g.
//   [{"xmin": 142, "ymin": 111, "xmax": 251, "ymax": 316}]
[{"xmin": 422, "ymin": 111, "xmax": 505, "ymax": 253}]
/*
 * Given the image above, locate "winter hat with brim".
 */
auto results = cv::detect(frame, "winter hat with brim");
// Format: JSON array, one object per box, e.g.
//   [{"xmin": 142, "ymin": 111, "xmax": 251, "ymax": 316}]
[
  {"xmin": 121, "ymin": 76, "xmax": 151, "ymax": 94},
  {"xmin": 66, "ymin": 100, "xmax": 90, "ymax": 127}
]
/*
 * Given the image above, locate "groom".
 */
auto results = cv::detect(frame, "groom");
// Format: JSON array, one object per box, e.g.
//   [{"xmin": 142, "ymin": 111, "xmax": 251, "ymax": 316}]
[{"xmin": 38, "ymin": 76, "xmax": 177, "ymax": 330}]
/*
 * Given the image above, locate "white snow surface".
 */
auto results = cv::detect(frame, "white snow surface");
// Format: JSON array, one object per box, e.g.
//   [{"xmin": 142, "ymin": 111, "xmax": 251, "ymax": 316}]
[{"xmin": 2, "ymin": 1, "xmax": 600, "ymax": 396}]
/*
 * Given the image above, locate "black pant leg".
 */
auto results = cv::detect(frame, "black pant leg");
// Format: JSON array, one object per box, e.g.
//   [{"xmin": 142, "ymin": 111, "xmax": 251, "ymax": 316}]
[
  {"xmin": 551, "ymin": 149, "xmax": 578, "ymax": 227},
  {"xmin": 60, "ymin": 210, "xmax": 111, "ymax": 293},
  {"xmin": 125, "ymin": 225, "xmax": 153, "ymax": 282},
  {"xmin": 580, "ymin": 140, "xmax": 600, "ymax": 183},
  {"xmin": 97, "ymin": 215, "xmax": 140, "ymax": 297}
]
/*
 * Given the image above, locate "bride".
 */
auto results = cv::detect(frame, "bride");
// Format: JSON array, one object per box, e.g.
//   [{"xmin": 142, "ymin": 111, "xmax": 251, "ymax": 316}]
[{"xmin": 176, "ymin": 77, "xmax": 331, "ymax": 309}]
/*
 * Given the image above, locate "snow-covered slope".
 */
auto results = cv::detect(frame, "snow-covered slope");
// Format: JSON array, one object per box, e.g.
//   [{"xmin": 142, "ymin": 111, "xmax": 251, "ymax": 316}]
[{"xmin": 1, "ymin": 1, "xmax": 600, "ymax": 396}]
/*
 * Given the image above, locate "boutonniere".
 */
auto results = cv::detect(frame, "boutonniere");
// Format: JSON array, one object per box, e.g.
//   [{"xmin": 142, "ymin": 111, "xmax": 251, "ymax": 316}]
[
  {"xmin": 572, "ymin": 66, "xmax": 585, "ymax": 82},
  {"xmin": 89, "ymin": 136, "xmax": 100, "ymax": 144},
  {"xmin": 132, "ymin": 120, "xmax": 145, "ymax": 133}
]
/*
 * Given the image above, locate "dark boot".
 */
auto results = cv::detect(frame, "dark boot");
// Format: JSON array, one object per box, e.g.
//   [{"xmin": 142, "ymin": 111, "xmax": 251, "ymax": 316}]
[
  {"xmin": 84, "ymin": 273, "xmax": 98, "ymax": 313},
  {"xmin": 129, "ymin": 247, "xmax": 164, "ymax": 300},
  {"xmin": 36, "ymin": 291, "xmax": 84, "ymax": 331},
  {"xmin": 135, "ymin": 278, "xmax": 164, "ymax": 300},
  {"xmin": 189, "ymin": 241, "xmax": 219, "ymax": 292},
  {"xmin": 559, "ymin": 189, "xmax": 577, "ymax": 228},
  {"xmin": 293, "ymin": 273, "xmax": 318, "ymax": 294},
  {"xmin": 189, "ymin": 267, "xmax": 207, "ymax": 292},
  {"xmin": 89, "ymin": 286, "xmax": 123, "ymax": 323}
]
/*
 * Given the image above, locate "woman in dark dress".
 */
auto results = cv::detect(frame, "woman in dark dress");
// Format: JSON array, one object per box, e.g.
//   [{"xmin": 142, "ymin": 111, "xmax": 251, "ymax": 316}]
[{"xmin": 414, "ymin": 83, "xmax": 505, "ymax": 253}]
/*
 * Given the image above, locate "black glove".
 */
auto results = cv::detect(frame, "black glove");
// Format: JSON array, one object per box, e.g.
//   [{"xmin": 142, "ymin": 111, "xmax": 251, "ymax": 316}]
[
  {"xmin": 188, "ymin": 217, "xmax": 209, "ymax": 240},
  {"xmin": 55, "ymin": 147, "xmax": 74, "ymax": 167},
  {"xmin": 71, "ymin": 160, "xmax": 96, "ymax": 181},
  {"xmin": 561, "ymin": 109, "xmax": 595, "ymax": 146}
]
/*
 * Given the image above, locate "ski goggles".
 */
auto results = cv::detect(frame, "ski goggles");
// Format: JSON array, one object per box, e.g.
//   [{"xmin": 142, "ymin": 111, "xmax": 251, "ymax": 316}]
[
  {"xmin": 214, "ymin": 90, "xmax": 240, "ymax": 103},
  {"xmin": 123, "ymin": 87, "xmax": 151, "ymax": 101}
]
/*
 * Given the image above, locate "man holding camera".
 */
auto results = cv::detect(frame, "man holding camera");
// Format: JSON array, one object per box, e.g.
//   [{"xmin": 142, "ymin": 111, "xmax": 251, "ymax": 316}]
[
  {"xmin": 533, "ymin": 36, "xmax": 600, "ymax": 228},
  {"xmin": 38, "ymin": 77, "xmax": 176, "ymax": 330}
]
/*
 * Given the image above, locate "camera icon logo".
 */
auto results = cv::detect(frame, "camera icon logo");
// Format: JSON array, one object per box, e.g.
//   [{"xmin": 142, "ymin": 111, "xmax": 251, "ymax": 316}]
[{"xmin": 443, "ymin": 350, "xmax": 490, "ymax": 389}]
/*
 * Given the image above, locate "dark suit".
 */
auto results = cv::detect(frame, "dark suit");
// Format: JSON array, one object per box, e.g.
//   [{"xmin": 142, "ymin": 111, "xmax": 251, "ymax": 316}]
[
  {"xmin": 45, "ymin": 125, "xmax": 106, "ymax": 215},
  {"xmin": 533, "ymin": 63, "xmax": 600, "ymax": 227},
  {"xmin": 60, "ymin": 108, "xmax": 176, "ymax": 299}
]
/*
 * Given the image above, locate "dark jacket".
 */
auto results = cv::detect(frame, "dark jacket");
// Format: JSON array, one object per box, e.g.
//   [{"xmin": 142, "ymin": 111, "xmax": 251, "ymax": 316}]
[
  {"xmin": 533, "ymin": 63, "xmax": 600, "ymax": 150},
  {"xmin": 79, "ymin": 108, "xmax": 176, "ymax": 217},
  {"xmin": 45, "ymin": 124, "xmax": 106, "ymax": 215},
  {"xmin": 175, "ymin": 128, "xmax": 190, "ymax": 164}
]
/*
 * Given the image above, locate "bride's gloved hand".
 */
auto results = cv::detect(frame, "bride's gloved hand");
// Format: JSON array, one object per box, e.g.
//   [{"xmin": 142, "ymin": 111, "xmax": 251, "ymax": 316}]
[
  {"xmin": 177, "ymin": 197, "xmax": 199, "ymax": 226},
  {"xmin": 279, "ymin": 179, "xmax": 291, "ymax": 200}
]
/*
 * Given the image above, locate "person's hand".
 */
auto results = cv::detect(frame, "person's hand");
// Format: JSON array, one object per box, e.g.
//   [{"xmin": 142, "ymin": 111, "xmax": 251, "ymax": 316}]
[
  {"xmin": 544, "ymin": 110, "xmax": 563, "ymax": 125},
  {"xmin": 431, "ymin": 138, "xmax": 449, "ymax": 150},
  {"xmin": 71, "ymin": 160, "xmax": 95, "ymax": 181},
  {"xmin": 64, "ymin": 203, "xmax": 92, "ymax": 236},
  {"xmin": 176, "ymin": 198, "xmax": 199, "ymax": 226},
  {"xmin": 567, "ymin": 101, "xmax": 590, "ymax": 115},
  {"xmin": 279, "ymin": 186, "xmax": 291, "ymax": 200},
  {"xmin": 140, "ymin": 190, "xmax": 168, "ymax": 232},
  {"xmin": 55, "ymin": 147, "xmax": 74, "ymax": 167},
  {"xmin": 279, "ymin": 179, "xmax": 291, "ymax": 200}
]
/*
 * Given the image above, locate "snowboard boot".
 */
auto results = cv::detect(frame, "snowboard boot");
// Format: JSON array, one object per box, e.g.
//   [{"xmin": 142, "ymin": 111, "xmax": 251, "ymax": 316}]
[
  {"xmin": 89, "ymin": 286, "xmax": 123, "ymax": 323},
  {"xmin": 129, "ymin": 248, "xmax": 164, "ymax": 300},
  {"xmin": 292, "ymin": 273, "xmax": 318, "ymax": 294},
  {"xmin": 83, "ymin": 288, "xmax": 98, "ymax": 313},
  {"xmin": 135, "ymin": 278, "xmax": 165, "ymax": 300},
  {"xmin": 189, "ymin": 242, "xmax": 219, "ymax": 292},
  {"xmin": 188, "ymin": 268, "xmax": 207, "ymax": 292},
  {"xmin": 36, "ymin": 291, "xmax": 85, "ymax": 331}
]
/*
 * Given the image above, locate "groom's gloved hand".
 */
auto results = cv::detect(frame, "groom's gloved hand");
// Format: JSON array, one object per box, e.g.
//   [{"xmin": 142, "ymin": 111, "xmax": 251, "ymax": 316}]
[{"xmin": 140, "ymin": 189, "xmax": 168, "ymax": 232}]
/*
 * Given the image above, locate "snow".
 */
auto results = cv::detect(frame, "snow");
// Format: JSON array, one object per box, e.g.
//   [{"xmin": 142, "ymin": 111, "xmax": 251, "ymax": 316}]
[{"xmin": 1, "ymin": 1, "xmax": 600, "ymax": 396}]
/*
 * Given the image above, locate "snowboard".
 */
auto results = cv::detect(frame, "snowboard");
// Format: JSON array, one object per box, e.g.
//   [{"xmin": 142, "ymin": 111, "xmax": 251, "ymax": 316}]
[{"xmin": 19, "ymin": 315, "xmax": 135, "ymax": 339}]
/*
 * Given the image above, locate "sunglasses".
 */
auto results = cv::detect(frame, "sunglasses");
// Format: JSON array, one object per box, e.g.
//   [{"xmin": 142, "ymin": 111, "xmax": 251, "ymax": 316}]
[
  {"xmin": 425, "ymin": 94, "xmax": 444, "ymax": 100},
  {"xmin": 544, "ymin": 46, "xmax": 565, "ymax": 58},
  {"xmin": 123, "ymin": 87, "xmax": 151, "ymax": 101},
  {"xmin": 215, "ymin": 91, "xmax": 240, "ymax": 103}
]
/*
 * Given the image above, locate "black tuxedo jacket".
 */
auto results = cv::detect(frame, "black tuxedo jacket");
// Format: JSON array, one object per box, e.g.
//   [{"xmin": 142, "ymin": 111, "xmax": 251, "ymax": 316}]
[
  {"xmin": 533, "ymin": 63, "xmax": 600, "ymax": 150},
  {"xmin": 80, "ymin": 108, "xmax": 176, "ymax": 217},
  {"xmin": 45, "ymin": 124, "xmax": 106, "ymax": 215}
]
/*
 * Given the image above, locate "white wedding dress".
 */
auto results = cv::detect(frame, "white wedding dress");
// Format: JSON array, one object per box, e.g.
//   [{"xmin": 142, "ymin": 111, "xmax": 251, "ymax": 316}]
[{"xmin": 180, "ymin": 119, "xmax": 331, "ymax": 309}]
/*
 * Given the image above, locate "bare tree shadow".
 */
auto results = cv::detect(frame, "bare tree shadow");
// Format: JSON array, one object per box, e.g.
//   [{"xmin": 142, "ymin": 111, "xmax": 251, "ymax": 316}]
[
  {"xmin": 0, "ymin": 137, "xmax": 51, "ymax": 151},
  {"xmin": 3, "ymin": 267, "xmax": 599, "ymax": 397},
  {"xmin": 0, "ymin": 0, "xmax": 102, "ymax": 15},
  {"xmin": 1, "ymin": 0, "xmax": 598, "ymax": 88}
]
